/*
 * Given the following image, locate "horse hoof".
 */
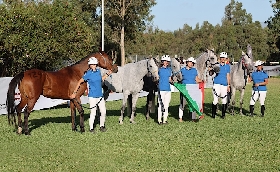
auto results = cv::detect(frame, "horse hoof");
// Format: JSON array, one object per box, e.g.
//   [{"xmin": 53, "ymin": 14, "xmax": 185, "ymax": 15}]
[
  {"xmin": 119, "ymin": 121, "xmax": 123, "ymax": 125},
  {"xmin": 80, "ymin": 128, "xmax": 85, "ymax": 133},
  {"xmin": 130, "ymin": 120, "xmax": 136, "ymax": 124},
  {"xmin": 17, "ymin": 127, "xmax": 22, "ymax": 135},
  {"xmin": 72, "ymin": 128, "xmax": 77, "ymax": 132},
  {"xmin": 146, "ymin": 116, "xmax": 150, "ymax": 120},
  {"xmin": 25, "ymin": 132, "xmax": 31, "ymax": 135}
]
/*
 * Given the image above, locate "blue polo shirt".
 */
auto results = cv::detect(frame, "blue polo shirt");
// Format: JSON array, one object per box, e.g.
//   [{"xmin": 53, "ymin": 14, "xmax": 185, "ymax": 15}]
[
  {"xmin": 251, "ymin": 70, "xmax": 268, "ymax": 91},
  {"xmin": 83, "ymin": 69, "xmax": 103, "ymax": 98},
  {"xmin": 181, "ymin": 67, "xmax": 197, "ymax": 84},
  {"xmin": 158, "ymin": 67, "xmax": 172, "ymax": 91},
  {"xmin": 213, "ymin": 64, "xmax": 230, "ymax": 86}
]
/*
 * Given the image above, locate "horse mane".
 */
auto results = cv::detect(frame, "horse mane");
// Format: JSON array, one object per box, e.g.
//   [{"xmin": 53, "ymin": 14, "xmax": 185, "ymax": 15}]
[{"xmin": 71, "ymin": 51, "xmax": 110, "ymax": 66}]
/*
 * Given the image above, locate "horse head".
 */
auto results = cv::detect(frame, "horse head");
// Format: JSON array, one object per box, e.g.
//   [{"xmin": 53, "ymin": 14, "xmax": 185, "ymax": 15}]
[
  {"xmin": 170, "ymin": 58, "xmax": 182, "ymax": 82},
  {"xmin": 205, "ymin": 49, "xmax": 220, "ymax": 76},
  {"xmin": 241, "ymin": 51, "xmax": 254, "ymax": 76},
  {"xmin": 147, "ymin": 57, "xmax": 159, "ymax": 82},
  {"xmin": 93, "ymin": 51, "xmax": 118, "ymax": 73}
]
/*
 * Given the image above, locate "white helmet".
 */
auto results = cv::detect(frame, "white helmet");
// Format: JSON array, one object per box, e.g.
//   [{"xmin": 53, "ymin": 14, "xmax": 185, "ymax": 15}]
[
  {"xmin": 186, "ymin": 57, "xmax": 196, "ymax": 64},
  {"xmin": 161, "ymin": 55, "xmax": 171, "ymax": 62},
  {"xmin": 88, "ymin": 57, "xmax": 98, "ymax": 65},
  {"xmin": 220, "ymin": 52, "xmax": 228, "ymax": 58},
  {"xmin": 254, "ymin": 60, "xmax": 263, "ymax": 67}
]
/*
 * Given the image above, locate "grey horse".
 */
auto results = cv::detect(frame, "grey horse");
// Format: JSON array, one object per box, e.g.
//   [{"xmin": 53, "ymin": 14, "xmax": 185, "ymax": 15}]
[
  {"xmin": 102, "ymin": 58, "xmax": 159, "ymax": 124},
  {"xmin": 228, "ymin": 44, "xmax": 254, "ymax": 115}
]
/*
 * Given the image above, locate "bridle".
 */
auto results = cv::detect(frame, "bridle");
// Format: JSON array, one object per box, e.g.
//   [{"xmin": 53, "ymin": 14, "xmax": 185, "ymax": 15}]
[
  {"xmin": 169, "ymin": 58, "xmax": 181, "ymax": 78},
  {"xmin": 98, "ymin": 52, "xmax": 116, "ymax": 70},
  {"xmin": 147, "ymin": 58, "xmax": 158, "ymax": 78}
]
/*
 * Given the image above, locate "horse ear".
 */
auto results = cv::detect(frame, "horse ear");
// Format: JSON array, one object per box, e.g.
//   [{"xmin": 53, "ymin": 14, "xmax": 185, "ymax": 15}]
[{"xmin": 247, "ymin": 44, "xmax": 253, "ymax": 59}]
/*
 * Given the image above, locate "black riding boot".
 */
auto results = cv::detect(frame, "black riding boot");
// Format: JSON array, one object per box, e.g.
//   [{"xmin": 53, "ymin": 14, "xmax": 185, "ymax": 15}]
[
  {"xmin": 261, "ymin": 105, "xmax": 265, "ymax": 117},
  {"xmin": 221, "ymin": 104, "xmax": 226, "ymax": 119},
  {"xmin": 212, "ymin": 103, "xmax": 217, "ymax": 118},
  {"xmin": 250, "ymin": 105, "xmax": 254, "ymax": 117}
]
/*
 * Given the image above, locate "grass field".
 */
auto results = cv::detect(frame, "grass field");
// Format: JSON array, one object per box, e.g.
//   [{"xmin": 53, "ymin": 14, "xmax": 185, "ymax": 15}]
[{"xmin": 0, "ymin": 78, "xmax": 279, "ymax": 171}]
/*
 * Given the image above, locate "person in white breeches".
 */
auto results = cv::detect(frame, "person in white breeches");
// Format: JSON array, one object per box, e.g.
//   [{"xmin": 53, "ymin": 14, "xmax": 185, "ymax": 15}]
[
  {"xmin": 70, "ymin": 57, "xmax": 112, "ymax": 133},
  {"xmin": 248, "ymin": 60, "xmax": 268, "ymax": 117},
  {"xmin": 157, "ymin": 55, "xmax": 172, "ymax": 124},
  {"xmin": 211, "ymin": 52, "xmax": 231, "ymax": 119}
]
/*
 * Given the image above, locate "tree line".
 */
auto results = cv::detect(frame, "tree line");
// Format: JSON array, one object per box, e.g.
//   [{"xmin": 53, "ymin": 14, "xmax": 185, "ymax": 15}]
[{"xmin": 0, "ymin": 0, "xmax": 279, "ymax": 77}]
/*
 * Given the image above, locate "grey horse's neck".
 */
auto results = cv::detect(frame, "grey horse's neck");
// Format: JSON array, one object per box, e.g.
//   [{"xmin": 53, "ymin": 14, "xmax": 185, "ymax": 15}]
[{"xmin": 134, "ymin": 59, "xmax": 150, "ymax": 78}]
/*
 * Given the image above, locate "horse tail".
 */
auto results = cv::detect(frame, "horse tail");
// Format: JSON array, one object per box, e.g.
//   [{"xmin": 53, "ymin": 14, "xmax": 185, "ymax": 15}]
[{"xmin": 6, "ymin": 72, "xmax": 24, "ymax": 125}]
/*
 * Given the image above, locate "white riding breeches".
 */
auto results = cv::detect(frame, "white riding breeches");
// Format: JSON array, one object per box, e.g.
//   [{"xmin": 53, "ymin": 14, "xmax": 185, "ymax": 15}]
[
  {"xmin": 88, "ymin": 97, "xmax": 106, "ymax": 130},
  {"xmin": 158, "ymin": 91, "xmax": 171, "ymax": 123},
  {"xmin": 212, "ymin": 84, "xmax": 228, "ymax": 105},
  {"xmin": 250, "ymin": 90, "xmax": 267, "ymax": 106}
]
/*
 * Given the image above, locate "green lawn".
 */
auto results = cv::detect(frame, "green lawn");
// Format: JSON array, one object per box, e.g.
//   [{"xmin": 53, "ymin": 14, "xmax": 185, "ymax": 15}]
[{"xmin": 0, "ymin": 78, "xmax": 279, "ymax": 171}]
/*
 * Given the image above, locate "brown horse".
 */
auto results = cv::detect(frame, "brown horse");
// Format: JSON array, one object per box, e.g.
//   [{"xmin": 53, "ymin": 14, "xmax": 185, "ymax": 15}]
[{"xmin": 6, "ymin": 51, "xmax": 118, "ymax": 135}]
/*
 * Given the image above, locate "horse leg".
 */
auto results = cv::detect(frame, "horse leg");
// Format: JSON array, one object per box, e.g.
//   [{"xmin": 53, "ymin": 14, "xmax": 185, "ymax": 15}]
[
  {"xmin": 119, "ymin": 93, "xmax": 128, "ymax": 124},
  {"xmin": 130, "ymin": 93, "xmax": 139, "ymax": 124},
  {"xmin": 15, "ymin": 97, "xmax": 28, "ymax": 134},
  {"xmin": 71, "ymin": 98, "xmax": 85, "ymax": 132},
  {"xmin": 239, "ymin": 89, "xmax": 245, "ymax": 115},
  {"xmin": 145, "ymin": 90, "xmax": 153, "ymax": 120},
  {"xmin": 70, "ymin": 100, "xmax": 77, "ymax": 131},
  {"xmin": 23, "ymin": 98, "xmax": 38, "ymax": 135},
  {"xmin": 145, "ymin": 93, "xmax": 150, "ymax": 120},
  {"xmin": 127, "ymin": 94, "xmax": 132, "ymax": 118},
  {"xmin": 229, "ymin": 88, "xmax": 236, "ymax": 115}
]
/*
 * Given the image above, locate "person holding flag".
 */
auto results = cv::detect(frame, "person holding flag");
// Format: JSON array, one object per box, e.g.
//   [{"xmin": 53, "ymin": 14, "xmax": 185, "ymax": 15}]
[{"xmin": 178, "ymin": 57, "xmax": 203, "ymax": 122}]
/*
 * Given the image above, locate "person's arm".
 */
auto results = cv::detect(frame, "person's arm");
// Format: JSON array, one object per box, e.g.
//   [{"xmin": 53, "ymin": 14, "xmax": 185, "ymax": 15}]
[
  {"xmin": 248, "ymin": 76, "xmax": 252, "ymax": 82},
  {"xmin": 255, "ymin": 78, "xmax": 268, "ymax": 87},
  {"xmin": 102, "ymin": 70, "xmax": 112, "ymax": 81},
  {"xmin": 70, "ymin": 78, "xmax": 85, "ymax": 99},
  {"xmin": 195, "ymin": 76, "xmax": 203, "ymax": 83}
]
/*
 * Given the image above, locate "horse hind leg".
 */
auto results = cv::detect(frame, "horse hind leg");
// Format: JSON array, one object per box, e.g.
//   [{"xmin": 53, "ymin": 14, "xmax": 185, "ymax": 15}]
[
  {"xmin": 15, "ymin": 97, "xmax": 28, "ymax": 134},
  {"xmin": 23, "ymin": 98, "xmax": 39, "ymax": 135},
  {"xmin": 239, "ymin": 89, "xmax": 245, "ymax": 115},
  {"xmin": 229, "ymin": 88, "xmax": 236, "ymax": 115}
]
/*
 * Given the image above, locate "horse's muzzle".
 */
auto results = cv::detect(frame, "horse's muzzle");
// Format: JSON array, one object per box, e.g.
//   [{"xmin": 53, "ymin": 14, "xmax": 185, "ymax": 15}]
[{"xmin": 112, "ymin": 64, "xmax": 118, "ymax": 73}]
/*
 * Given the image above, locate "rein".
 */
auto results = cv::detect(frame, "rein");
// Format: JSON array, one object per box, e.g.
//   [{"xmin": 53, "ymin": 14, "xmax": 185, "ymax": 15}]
[
  {"xmin": 251, "ymin": 86, "xmax": 260, "ymax": 102},
  {"xmin": 212, "ymin": 87, "xmax": 228, "ymax": 99}
]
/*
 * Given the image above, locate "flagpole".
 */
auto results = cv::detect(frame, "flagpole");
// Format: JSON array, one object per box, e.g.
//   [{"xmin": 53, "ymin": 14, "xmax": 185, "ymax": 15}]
[{"xmin": 101, "ymin": 0, "xmax": 104, "ymax": 51}]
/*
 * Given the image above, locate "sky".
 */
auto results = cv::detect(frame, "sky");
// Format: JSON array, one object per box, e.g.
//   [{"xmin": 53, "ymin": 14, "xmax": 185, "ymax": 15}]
[{"xmin": 150, "ymin": 0, "xmax": 275, "ymax": 31}]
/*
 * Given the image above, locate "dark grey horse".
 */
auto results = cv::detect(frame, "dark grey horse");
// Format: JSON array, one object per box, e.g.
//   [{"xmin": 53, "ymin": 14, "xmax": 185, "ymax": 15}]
[
  {"xmin": 143, "ymin": 57, "xmax": 182, "ymax": 120},
  {"xmin": 228, "ymin": 44, "xmax": 254, "ymax": 115}
]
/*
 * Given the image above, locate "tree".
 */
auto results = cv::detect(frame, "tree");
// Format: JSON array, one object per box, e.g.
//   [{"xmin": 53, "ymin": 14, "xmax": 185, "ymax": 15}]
[
  {"xmin": 0, "ymin": 0, "xmax": 98, "ymax": 76},
  {"xmin": 104, "ymin": 0, "xmax": 156, "ymax": 66},
  {"xmin": 266, "ymin": 0, "xmax": 280, "ymax": 62}
]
